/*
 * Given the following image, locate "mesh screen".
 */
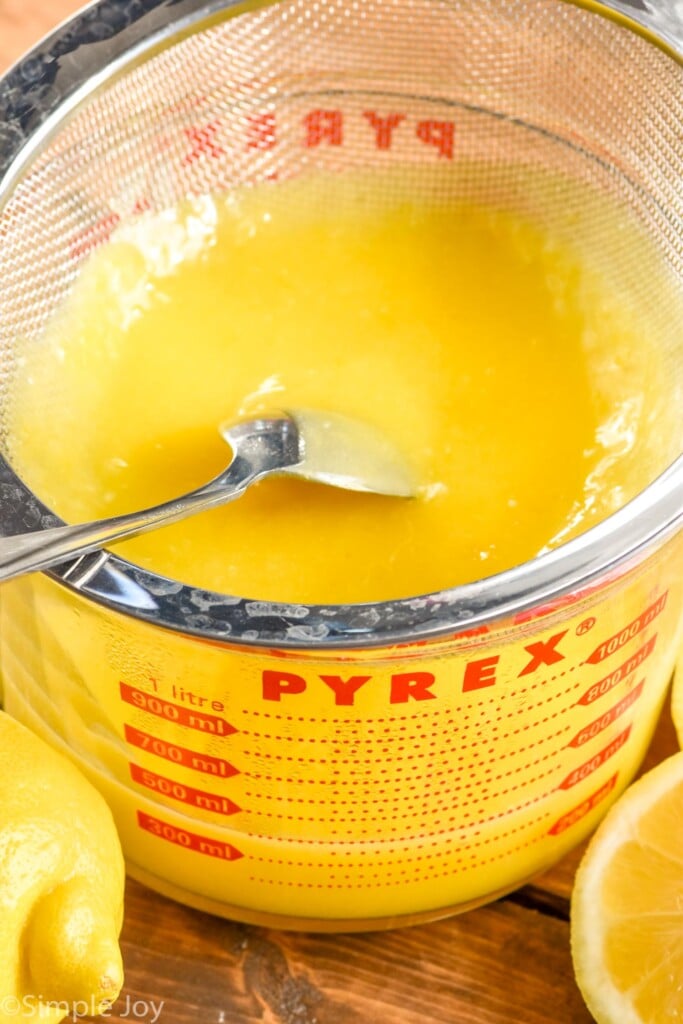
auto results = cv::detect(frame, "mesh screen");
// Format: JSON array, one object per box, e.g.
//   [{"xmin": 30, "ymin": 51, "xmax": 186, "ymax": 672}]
[{"xmin": 0, "ymin": 0, "xmax": 681, "ymax": 474}]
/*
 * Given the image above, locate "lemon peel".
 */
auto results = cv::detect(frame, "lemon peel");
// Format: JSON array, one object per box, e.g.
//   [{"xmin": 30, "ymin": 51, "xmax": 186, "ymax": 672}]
[{"xmin": 0, "ymin": 710, "xmax": 124, "ymax": 1022}]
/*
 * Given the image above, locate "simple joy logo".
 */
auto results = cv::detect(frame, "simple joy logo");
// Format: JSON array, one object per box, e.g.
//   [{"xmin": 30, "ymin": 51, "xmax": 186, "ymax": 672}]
[{"xmin": 0, "ymin": 995, "xmax": 165, "ymax": 1022}]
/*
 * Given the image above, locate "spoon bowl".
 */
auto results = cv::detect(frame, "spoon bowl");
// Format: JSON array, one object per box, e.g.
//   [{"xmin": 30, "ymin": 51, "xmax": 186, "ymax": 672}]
[
  {"xmin": 0, "ymin": 409, "xmax": 415, "ymax": 583},
  {"xmin": 225, "ymin": 409, "xmax": 416, "ymax": 497}
]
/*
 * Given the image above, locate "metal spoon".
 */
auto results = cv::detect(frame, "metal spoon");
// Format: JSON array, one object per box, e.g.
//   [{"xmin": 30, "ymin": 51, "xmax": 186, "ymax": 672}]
[{"xmin": 0, "ymin": 409, "xmax": 416, "ymax": 583}]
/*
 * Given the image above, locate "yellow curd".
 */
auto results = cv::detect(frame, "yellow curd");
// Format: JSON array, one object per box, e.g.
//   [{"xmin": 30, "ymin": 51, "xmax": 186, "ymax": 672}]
[{"xmin": 7, "ymin": 176, "xmax": 662, "ymax": 603}]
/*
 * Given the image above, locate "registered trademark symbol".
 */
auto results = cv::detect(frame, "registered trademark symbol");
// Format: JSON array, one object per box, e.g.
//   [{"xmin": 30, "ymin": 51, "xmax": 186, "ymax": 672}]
[{"xmin": 576, "ymin": 617, "xmax": 596, "ymax": 636}]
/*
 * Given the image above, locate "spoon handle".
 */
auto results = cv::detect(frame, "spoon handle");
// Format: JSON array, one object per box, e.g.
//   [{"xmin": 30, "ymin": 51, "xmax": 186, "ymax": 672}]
[{"xmin": 0, "ymin": 455, "xmax": 257, "ymax": 584}]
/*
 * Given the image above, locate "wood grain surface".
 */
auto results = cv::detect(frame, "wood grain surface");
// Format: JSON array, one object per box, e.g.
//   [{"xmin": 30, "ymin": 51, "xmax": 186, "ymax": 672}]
[{"xmin": 0, "ymin": 3, "xmax": 677, "ymax": 1022}]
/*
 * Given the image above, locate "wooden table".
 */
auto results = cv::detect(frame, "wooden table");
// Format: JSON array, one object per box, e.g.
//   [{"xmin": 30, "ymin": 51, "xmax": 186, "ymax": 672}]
[{"xmin": 0, "ymin": 4, "xmax": 677, "ymax": 1021}]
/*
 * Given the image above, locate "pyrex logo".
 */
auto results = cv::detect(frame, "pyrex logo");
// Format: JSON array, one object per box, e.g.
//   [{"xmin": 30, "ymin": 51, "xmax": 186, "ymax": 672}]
[
  {"xmin": 259, "ymin": 594, "xmax": 668, "ymax": 707},
  {"xmin": 261, "ymin": 628, "xmax": 570, "ymax": 706}
]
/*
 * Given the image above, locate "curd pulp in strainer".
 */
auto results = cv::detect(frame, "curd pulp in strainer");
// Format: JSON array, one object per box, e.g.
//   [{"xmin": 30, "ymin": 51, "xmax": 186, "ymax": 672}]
[{"xmin": 7, "ymin": 178, "xmax": 667, "ymax": 602}]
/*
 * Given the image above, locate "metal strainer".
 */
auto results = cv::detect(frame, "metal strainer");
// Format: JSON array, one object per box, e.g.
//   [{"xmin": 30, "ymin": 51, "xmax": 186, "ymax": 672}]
[
  {"xmin": 0, "ymin": 0, "xmax": 681, "ymax": 612},
  {"xmin": 1, "ymin": 1, "xmax": 683, "ymax": 342},
  {"xmin": 0, "ymin": 0, "xmax": 681, "ymax": 930}
]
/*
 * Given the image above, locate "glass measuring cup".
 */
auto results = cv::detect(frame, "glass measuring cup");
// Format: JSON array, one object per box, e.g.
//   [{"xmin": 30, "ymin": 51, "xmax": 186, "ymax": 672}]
[{"xmin": 0, "ymin": 0, "xmax": 681, "ymax": 930}]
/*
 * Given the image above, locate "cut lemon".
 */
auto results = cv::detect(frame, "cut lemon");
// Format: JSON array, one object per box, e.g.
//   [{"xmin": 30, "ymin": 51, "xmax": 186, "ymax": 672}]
[{"xmin": 570, "ymin": 752, "xmax": 683, "ymax": 1024}]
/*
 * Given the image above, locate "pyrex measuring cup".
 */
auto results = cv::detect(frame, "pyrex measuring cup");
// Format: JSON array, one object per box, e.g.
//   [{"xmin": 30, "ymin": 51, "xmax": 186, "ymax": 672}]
[{"xmin": 0, "ymin": 0, "xmax": 681, "ymax": 931}]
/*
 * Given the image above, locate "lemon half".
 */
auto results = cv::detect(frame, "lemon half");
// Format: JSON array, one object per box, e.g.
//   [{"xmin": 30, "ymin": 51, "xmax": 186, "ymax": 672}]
[{"xmin": 570, "ymin": 751, "xmax": 683, "ymax": 1024}]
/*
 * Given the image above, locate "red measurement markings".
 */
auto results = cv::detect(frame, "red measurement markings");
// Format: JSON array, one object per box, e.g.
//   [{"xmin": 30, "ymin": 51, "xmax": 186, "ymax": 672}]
[
  {"xmin": 124, "ymin": 725, "xmax": 239, "ymax": 778},
  {"xmin": 137, "ymin": 811, "xmax": 243, "ymax": 860},
  {"xmin": 586, "ymin": 593, "xmax": 668, "ymax": 664},
  {"xmin": 548, "ymin": 774, "xmax": 618, "ymax": 836},
  {"xmin": 395, "ymin": 623, "xmax": 491, "ymax": 649},
  {"xmin": 129, "ymin": 763, "xmax": 241, "ymax": 816},
  {"xmin": 68, "ymin": 198, "xmax": 154, "ymax": 261},
  {"xmin": 120, "ymin": 683, "xmax": 236, "ymax": 736},
  {"xmin": 568, "ymin": 680, "xmax": 645, "ymax": 748},
  {"xmin": 182, "ymin": 120, "xmax": 225, "ymax": 165},
  {"xmin": 577, "ymin": 635, "xmax": 656, "ymax": 706},
  {"xmin": 246, "ymin": 112, "xmax": 277, "ymax": 150},
  {"xmin": 132, "ymin": 196, "xmax": 152, "ymax": 215},
  {"xmin": 513, "ymin": 576, "xmax": 609, "ymax": 625},
  {"xmin": 69, "ymin": 211, "xmax": 121, "ymax": 260},
  {"xmin": 559, "ymin": 726, "xmax": 632, "ymax": 790}
]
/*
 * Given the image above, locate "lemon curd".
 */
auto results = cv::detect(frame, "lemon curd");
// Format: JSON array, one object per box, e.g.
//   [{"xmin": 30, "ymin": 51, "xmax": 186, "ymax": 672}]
[{"xmin": 8, "ymin": 176, "xmax": 664, "ymax": 603}]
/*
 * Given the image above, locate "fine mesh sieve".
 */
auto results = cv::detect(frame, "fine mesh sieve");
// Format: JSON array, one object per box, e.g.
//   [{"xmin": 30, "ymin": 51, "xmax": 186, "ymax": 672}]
[
  {"xmin": 0, "ymin": 0, "xmax": 680, "ymax": 644},
  {"xmin": 2, "ymin": 1, "xmax": 683, "ymax": 369}
]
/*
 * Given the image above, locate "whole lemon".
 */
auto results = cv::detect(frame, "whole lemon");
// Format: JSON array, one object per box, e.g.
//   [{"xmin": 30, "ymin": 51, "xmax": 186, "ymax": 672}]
[{"xmin": 0, "ymin": 710, "xmax": 124, "ymax": 1022}]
